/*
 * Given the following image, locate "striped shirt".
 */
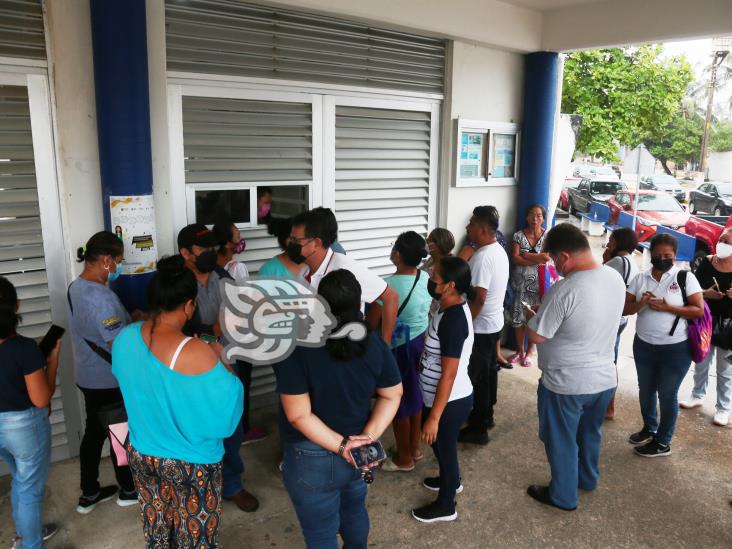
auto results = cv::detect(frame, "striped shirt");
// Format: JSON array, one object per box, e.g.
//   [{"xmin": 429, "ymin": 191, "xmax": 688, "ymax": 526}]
[{"xmin": 419, "ymin": 302, "xmax": 474, "ymax": 407}]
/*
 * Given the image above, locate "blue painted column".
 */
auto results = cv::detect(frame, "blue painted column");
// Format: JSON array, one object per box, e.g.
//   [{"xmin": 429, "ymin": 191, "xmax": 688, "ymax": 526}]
[
  {"xmin": 517, "ymin": 52, "xmax": 560, "ymax": 228},
  {"xmin": 90, "ymin": 0, "xmax": 156, "ymax": 312}
]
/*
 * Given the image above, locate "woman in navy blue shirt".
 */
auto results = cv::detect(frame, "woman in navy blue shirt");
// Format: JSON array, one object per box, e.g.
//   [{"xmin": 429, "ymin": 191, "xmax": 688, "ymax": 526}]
[
  {"xmin": 0, "ymin": 276, "xmax": 62, "ymax": 549},
  {"xmin": 277, "ymin": 269, "xmax": 402, "ymax": 549}
]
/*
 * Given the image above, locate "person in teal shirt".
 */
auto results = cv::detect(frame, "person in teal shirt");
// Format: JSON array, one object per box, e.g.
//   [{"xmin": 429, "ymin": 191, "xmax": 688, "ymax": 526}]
[
  {"xmin": 112, "ymin": 255, "xmax": 242, "ymax": 548},
  {"xmin": 369, "ymin": 231, "xmax": 431, "ymax": 472}
]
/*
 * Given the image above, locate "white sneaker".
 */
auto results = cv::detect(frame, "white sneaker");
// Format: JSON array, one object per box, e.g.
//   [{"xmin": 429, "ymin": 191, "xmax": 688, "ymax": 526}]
[
  {"xmin": 713, "ymin": 410, "xmax": 729, "ymax": 426},
  {"xmin": 679, "ymin": 398, "xmax": 704, "ymax": 409}
]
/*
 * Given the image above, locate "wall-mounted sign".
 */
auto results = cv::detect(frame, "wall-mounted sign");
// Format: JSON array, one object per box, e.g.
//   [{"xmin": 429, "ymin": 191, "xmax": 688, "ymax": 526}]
[
  {"xmin": 110, "ymin": 194, "xmax": 158, "ymax": 275},
  {"xmin": 454, "ymin": 118, "xmax": 520, "ymax": 187}
]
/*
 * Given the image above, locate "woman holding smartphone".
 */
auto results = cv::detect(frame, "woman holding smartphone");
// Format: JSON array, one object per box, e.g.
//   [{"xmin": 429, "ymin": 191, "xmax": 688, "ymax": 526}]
[
  {"xmin": 414, "ymin": 257, "xmax": 475, "ymax": 523},
  {"xmin": 277, "ymin": 269, "xmax": 402, "ymax": 549},
  {"xmin": 624, "ymin": 233, "xmax": 704, "ymax": 457}
]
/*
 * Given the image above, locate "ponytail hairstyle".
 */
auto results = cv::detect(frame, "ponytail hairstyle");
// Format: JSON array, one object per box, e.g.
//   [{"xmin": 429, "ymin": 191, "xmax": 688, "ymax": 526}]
[
  {"xmin": 439, "ymin": 256, "xmax": 477, "ymax": 301},
  {"xmin": 393, "ymin": 231, "xmax": 429, "ymax": 267},
  {"xmin": 77, "ymin": 231, "xmax": 123, "ymax": 263},
  {"xmin": 147, "ymin": 255, "xmax": 198, "ymax": 343},
  {"xmin": 318, "ymin": 269, "xmax": 370, "ymax": 361},
  {"xmin": 267, "ymin": 217, "xmax": 293, "ymax": 251},
  {"xmin": 0, "ymin": 276, "xmax": 20, "ymax": 338}
]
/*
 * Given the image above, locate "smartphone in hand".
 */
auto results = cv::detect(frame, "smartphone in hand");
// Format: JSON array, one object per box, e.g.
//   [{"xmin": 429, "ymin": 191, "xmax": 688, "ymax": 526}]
[
  {"xmin": 349, "ymin": 440, "xmax": 386, "ymax": 469},
  {"xmin": 39, "ymin": 325, "xmax": 65, "ymax": 358}
]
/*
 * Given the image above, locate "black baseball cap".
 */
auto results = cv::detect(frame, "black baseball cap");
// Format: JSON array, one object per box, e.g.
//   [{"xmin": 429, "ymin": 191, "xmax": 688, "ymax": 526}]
[{"xmin": 177, "ymin": 223, "xmax": 219, "ymax": 251}]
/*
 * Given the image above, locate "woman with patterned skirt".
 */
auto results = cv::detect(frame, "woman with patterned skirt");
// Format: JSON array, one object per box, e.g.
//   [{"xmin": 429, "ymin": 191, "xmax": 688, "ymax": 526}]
[{"xmin": 112, "ymin": 256, "xmax": 243, "ymax": 548}]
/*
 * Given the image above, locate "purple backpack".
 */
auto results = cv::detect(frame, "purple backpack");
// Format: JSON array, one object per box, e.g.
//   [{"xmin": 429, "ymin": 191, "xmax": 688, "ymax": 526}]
[{"xmin": 670, "ymin": 270, "xmax": 712, "ymax": 363}]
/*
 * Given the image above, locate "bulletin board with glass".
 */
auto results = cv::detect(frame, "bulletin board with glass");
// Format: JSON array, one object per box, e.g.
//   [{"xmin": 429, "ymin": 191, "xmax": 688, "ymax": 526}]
[{"xmin": 454, "ymin": 118, "xmax": 520, "ymax": 187}]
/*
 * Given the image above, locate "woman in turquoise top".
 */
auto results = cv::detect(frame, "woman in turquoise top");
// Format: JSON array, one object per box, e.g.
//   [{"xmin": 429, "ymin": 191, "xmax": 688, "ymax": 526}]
[
  {"xmin": 258, "ymin": 217, "xmax": 304, "ymax": 278},
  {"xmin": 369, "ymin": 231, "xmax": 431, "ymax": 472},
  {"xmin": 112, "ymin": 255, "xmax": 242, "ymax": 548}
]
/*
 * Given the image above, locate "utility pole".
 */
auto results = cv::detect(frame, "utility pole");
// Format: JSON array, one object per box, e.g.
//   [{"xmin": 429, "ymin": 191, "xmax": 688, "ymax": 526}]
[{"xmin": 700, "ymin": 38, "xmax": 731, "ymax": 174}]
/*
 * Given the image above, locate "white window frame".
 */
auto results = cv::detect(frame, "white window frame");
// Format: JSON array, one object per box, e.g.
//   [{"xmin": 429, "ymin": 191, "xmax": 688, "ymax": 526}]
[
  {"xmin": 454, "ymin": 118, "xmax": 520, "ymax": 188},
  {"xmin": 168, "ymin": 84, "xmax": 323, "ymax": 236}
]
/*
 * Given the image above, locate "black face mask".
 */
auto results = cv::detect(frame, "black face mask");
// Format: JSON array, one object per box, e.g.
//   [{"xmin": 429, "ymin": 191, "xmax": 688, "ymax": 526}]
[
  {"xmin": 194, "ymin": 250, "xmax": 218, "ymax": 273},
  {"xmin": 427, "ymin": 279, "xmax": 442, "ymax": 300},
  {"xmin": 286, "ymin": 242, "xmax": 306, "ymax": 264},
  {"xmin": 651, "ymin": 257, "xmax": 674, "ymax": 273}
]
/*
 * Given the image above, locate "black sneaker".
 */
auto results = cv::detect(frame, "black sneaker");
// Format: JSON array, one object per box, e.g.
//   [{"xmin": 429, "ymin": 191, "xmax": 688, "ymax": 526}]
[
  {"xmin": 634, "ymin": 439, "xmax": 671, "ymax": 458},
  {"xmin": 117, "ymin": 488, "xmax": 138, "ymax": 507},
  {"xmin": 628, "ymin": 427, "xmax": 656, "ymax": 445},
  {"xmin": 77, "ymin": 485, "xmax": 118, "ymax": 514},
  {"xmin": 458, "ymin": 428, "xmax": 489, "ymax": 445},
  {"xmin": 526, "ymin": 485, "xmax": 576, "ymax": 511},
  {"xmin": 412, "ymin": 501, "xmax": 457, "ymax": 523},
  {"xmin": 422, "ymin": 476, "xmax": 464, "ymax": 494}
]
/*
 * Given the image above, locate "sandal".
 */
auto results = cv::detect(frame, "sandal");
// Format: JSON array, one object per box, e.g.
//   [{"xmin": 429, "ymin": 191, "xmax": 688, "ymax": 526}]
[
  {"xmin": 508, "ymin": 353, "xmax": 524, "ymax": 364},
  {"xmin": 412, "ymin": 451, "xmax": 424, "ymax": 462},
  {"xmin": 520, "ymin": 356, "xmax": 532, "ymax": 367},
  {"xmin": 381, "ymin": 457, "xmax": 415, "ymax": 472}
]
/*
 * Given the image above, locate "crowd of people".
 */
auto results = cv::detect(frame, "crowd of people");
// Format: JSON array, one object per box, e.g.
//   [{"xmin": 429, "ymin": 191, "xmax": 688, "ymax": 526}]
[{"xmin": 0, "ymin": 201, "xmax": 729, "ymax": 547}]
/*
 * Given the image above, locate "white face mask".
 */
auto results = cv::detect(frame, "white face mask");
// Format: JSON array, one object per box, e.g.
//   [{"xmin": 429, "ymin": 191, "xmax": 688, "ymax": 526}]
[{"xmin": 717, "ymin": 242, "xmax": 732, "ymax": 259}]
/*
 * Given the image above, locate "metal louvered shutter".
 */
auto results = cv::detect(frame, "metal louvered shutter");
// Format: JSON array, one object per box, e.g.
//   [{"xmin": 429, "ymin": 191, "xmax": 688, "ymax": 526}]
[
  {"xmin": 335, "ymin": 106, "xmax": 432, "ymax": 276},
  {"xmin": 0, "ymin": 84, "xmax": 68, "ymax": 459},
  {"xmin": 0, "ymin": 0, "xmax": 46, "ymax": 61},
  {"xmin": 166, "ymin": 0, "xmax": 445, "ymax": 96}
]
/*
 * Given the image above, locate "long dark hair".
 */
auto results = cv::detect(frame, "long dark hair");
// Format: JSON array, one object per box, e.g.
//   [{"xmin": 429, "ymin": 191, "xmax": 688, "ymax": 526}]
[
  {"xmin": 0, "ymin": 276, "xmax": 20, "ymax": 338},
  {"xmin": 147, "ymin": 255, "xmax": 198, "ymax": 343},
  {"xmin": 394, "ymin": 231, "xmax": 428, "ymax": 267},
  {"xmin": 77, "ymin": 231, "xmax": 123, "ymax": 263},
  {"xmin": 267, "ymin": 217, "xmax": 293, "ymax": 251},
  {"xmin": 319, "ymin": 269, "xmax": 369, "ymax": 361},
  {"xmin": 212, "ymin": 218, "xmax": 236, "ymax": 254},
  {"xmin": 439, "ymin": 256, "xmax": 477, "ymax": 301}
]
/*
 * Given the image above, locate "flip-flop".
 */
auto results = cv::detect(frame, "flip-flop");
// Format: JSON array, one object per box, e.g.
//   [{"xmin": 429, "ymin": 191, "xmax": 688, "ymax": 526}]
[
  {"xmin": 412, "ymin": 451, "xmax": 424, "ymax": 462},
  {"xmin": 520, "ymin": 356, "xmax": 533, "ymax": 367},
  {"xmin": 508, "ymin": 353, "xmax": 524, "ymax": 364},
  {"xmin": 381, "ymin": 457, "xmax": 415, "ymax": 472}
]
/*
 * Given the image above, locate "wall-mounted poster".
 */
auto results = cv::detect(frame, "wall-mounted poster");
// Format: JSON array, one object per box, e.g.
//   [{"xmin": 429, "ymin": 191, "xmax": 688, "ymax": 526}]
[
  {"xmin": 110, "ymin": 194, "xmax": 158, "ymax": 275},
  {"xmin": 492, "ymin": 133, "xmax": 516, "ymax": 178},
  {"xmin": 459, "ymin": 132, "xmax": 484, "ymax": 178}
]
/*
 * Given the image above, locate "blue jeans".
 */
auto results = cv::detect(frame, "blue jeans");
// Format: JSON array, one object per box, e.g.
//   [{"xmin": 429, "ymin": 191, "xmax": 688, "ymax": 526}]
[
  {"xmin": 691, "ymin": 345, "xmax": 732, "ymax": 412},
  {"xmin": 222, "ymin": 362, "xmax": 245, "ymax": 498},
  {"xmin": 282, "ymin": 440, "xmax": 368, "ymax": 549},
  {"xmin": 424, "ymin": 393, "xmax": 473, "ymax": 512},
  {"xmin": 633, "ymin": 336, "xmax": 692, "ymax": 446},
  {"xmin": 538, "ymin": 382, "xmax": 614, "ymax": 510},
  {"xmin": 0, "ymin": 406, "xmax": 51, "ymax": 549}
]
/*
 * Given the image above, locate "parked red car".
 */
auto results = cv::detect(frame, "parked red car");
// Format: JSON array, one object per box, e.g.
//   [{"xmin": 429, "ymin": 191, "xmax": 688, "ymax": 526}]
[
  {"xmin": 608, "ymin": 190, "xmax": 690, "ymax": 242},
  {"xmin": 685, "ymin": 214, "xmax": 732, "ymax": 268},
  {"xmin": 558, "ymin": 178, "xmax": 581, "ymax": 210}
]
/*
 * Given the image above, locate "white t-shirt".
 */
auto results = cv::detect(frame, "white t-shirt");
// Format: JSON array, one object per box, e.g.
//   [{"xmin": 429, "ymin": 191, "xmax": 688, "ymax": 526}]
[
  {"xmin": 419, "ymin": 302, "xmax": 474, "ymax": 407},
  {"xmin": 605, "ymin": 255, "xmax": 639, "ymax": 288},
  {"xmin": 306, "ymin": 248, "xmax": 387, "ymax": 305},
  {"xmin": 528, "ymin": 266, "xmax": 624, "ymax": 395},
  {"xmin": 224, "ymin": 260, "xmax": 249, "ymax": 285},
  {"xmin": 627, "ymin": 266, "xmax": 703, "ymax": 345},
  {"xmin": 468, "ymin": 242, "xmax": 510, "ymax": 334}
]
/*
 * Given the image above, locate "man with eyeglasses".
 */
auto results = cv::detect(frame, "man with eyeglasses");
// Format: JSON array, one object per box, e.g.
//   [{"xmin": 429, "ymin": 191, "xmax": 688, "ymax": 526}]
[
  {"xmin": 177, "ymin": 223, "xmax": 260, "ymax": 514},
  {"xmin": 287, "ymin": 209, "xmax": 399, "ymax": 344}
]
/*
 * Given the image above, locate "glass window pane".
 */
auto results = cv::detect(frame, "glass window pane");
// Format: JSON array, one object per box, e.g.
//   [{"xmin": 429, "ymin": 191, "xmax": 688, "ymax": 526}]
[
  {"xmin": 492, "ymin": 133, "xmax": 516, "ymax": 178},
  {"xmin": 459, "ymin": 132, "xmax": 484, "ymax": 178},
  {"xmin": 195, "ymin": 189, "xmax": 251, "ymax": 225},
  {"xmin": 256, "ymin": 185, "xmax": 309, "ymax": 224}
]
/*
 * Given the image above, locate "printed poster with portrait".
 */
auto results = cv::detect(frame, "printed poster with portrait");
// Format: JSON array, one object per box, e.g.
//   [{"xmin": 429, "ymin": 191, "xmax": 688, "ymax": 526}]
[{"xmin": 109, "ymin": 195, "xmax": 157, "ymax": 275}]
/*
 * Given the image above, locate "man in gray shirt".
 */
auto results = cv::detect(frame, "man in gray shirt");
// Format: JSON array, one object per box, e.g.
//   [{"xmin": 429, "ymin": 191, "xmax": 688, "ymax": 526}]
[{"xmin": 525, "ymin": 223, "xmax": 625, "ymax": 511}]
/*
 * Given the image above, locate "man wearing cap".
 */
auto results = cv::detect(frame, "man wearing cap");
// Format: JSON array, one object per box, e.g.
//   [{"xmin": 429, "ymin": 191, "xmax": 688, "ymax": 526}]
[{"xmin": 178, "ymin": 223, "xmax": 260, "ymax": 513}]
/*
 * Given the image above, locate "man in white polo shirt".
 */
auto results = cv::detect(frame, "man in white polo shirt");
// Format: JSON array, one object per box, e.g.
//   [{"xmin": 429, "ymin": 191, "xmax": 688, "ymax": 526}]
[
  {"xmin": 459, "ymin": 206, "xmax": 510, "ymax": 445},
  {"xmin": 287, "ymin": 209, "xmax": 399, "ymax": 344}
]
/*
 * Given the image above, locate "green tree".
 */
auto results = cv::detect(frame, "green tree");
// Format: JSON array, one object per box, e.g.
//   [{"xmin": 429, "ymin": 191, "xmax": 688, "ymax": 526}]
[
  {"xmin": 562, "ymin": 46, "xmax": 694, "ymax": 161},
  {"xmin": 646, "ymin": 111, "xmax": 704, "ymax": 174},
  {"xmin": 711, "ymin": 121, "xmax": 732, "ymax": 152}
]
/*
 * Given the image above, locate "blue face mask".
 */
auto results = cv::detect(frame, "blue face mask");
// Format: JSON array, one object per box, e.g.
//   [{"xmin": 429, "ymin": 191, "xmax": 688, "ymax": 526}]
[{"xmin": 107, "ymin": 262, "xmax": 122, "ymax": 282}]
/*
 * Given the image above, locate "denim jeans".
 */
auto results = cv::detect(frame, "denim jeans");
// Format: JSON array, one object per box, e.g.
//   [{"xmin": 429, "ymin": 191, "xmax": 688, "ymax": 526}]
[
  {"xmin": 537, "ymin": 383, "xmax": 614, "ymax": 510},
  {"xmin": 691, "ymin": 345, "xmax": 732, "ymax": 412},
  {"xmin": 222, "ymin": 361, "xmax": 245, "ymax": 498},
  {"xmin": 0, "ymin": 406, "xmax": 51, "ymax": 549},
  {"xmin": 633, "ymin": 336, "xmax": 692, "ymax": 446},
  {"xmin": 282, "ymin": 440, "xmax": 368, "ymax": 549},
  {"xmin": 424, "ymin": 394, "xmax": 473, "ymax": 512}
]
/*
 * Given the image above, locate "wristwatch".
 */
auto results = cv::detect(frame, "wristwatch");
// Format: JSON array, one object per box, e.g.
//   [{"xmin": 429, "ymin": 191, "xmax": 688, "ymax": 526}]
[{"xmin": 337, "ymin": 436, "xmax": 349, "ymax": 457}]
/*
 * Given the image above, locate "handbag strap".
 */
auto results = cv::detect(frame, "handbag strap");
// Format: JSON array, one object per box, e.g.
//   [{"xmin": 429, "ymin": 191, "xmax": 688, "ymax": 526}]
[
  {"xmin": 397, "ymin": 270, "xmax": 421, "ymax": 317},
  {"xmin": 669, "ymin": 270, "xmax": 689, "ymax": 336},
  {"xmin": 67, "ymin": 283, "xmax": 113, "ymax": 364}
]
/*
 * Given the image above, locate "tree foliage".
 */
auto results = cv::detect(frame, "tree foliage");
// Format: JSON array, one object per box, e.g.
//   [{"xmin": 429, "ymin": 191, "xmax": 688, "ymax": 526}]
[
  {"xmin": 562, "ymin": 46, "xmax": 694, "ymax": 161},
  {"xmin": 646, "ymin": 111, "xmax": 704, "ymax": 174},
  {"xmin": 711, "ymin": 121, "xmax": 732, "ymax": 152}
]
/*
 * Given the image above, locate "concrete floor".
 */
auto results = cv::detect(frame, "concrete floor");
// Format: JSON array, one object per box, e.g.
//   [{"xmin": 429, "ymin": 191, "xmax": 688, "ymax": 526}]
[{"xmin": 3, "ymin": 233, "xmax": 732, "ymax": 548}]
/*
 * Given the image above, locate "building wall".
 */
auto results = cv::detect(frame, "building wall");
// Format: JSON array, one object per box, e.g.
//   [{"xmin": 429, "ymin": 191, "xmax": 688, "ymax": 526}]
[
  {"xmin": 442, "ymin": 41, "xmax": 524, "ymax": 246},
  {"xmin": 709, "ymin": 151, "xmax": 732, "ymax": 181}
]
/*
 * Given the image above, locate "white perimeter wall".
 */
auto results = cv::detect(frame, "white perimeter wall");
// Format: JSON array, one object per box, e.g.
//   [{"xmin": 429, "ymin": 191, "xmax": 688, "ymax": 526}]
[
  {"xmin": 709, "ymin": 152, "xmax": 732, "ymax": 182},
  {"xmin": 441, "ymin": 41, "xmax": 524, "ymax": 247}
]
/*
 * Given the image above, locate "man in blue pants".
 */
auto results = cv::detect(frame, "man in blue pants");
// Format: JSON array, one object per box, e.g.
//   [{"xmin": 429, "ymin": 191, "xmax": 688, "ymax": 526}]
[{"xmin": 524, "ymin": 223, "xmax": 625, "ymax": 510}]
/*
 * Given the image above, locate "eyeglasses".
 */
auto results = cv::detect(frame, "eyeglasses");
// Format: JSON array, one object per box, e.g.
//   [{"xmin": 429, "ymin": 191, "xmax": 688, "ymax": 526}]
[{"xmin": 287, "ymin": 236, "xmax": 314, "ymax": 245}]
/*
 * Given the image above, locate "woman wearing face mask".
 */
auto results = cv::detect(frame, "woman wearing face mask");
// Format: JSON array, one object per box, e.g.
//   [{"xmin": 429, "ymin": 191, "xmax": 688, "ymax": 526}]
[
  {"xmin": 624, "ymin": 233, "xmax": 704, "ymax": 457},
  {"xmin": 212, "ymin": 219, "xmax": 249, "ymax": 284},
  {"xmin": 68, "ymin": 231, "xmax": 137, "ymax": 512},
  {"xmin": 112, "ymin": 255, "xmax": 243, "ymax": 547},
  {"xmin": 259, "ymin": 217, "xmax": 306, "ymax": 279},
  {"xmin": 679, "ymin": 228, "xmax": 732, "ymax": 426},
  {"xmin": 257, "ymin": 186, "xmax": 273, "ymax": 224},
  {"xmin": 413, "ymin": 257, "xmax": 475, "ymax": 523},
  {"xmin": 602, "ymin": 227, "xmax": 640, "ymax": 420}
]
